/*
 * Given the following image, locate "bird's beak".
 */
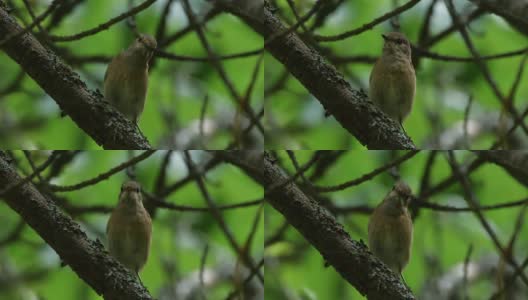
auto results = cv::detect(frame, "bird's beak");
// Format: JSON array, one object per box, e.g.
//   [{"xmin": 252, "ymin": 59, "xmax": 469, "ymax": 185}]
[{"xmin": 381, "ymin": 34, "xmax": 388, "ymax": 41}]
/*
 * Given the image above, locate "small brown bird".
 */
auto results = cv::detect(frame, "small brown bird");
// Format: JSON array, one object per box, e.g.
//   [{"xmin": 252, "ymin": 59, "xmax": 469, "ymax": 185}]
[
  {"xmin": 368, "ymin": 181, "xmax": 413, "ymax": 276},
  {"xmin": 104, "ymin": 34, "xmax": 157, "ymax": 124},
  {"xmin": 369, "ymin": 32, "xmax": 416, "ymax": 129},
  {"xmin": 106, "ymin": 181, "xmax": 152, "ymax": 280}
]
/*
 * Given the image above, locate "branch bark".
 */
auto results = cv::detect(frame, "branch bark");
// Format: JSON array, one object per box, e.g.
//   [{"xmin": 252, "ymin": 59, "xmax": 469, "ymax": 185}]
[
  {"xmin": 0, "ymin": 152, "xmax": 153, "ymax": 300},
  {"xmin": 254, "ymin": 152, "xmax": 415, "ymax": 299},
  {"xmin": 474, "ymin": 150, "xmax": 528, "ymax": 186},
  {"xmin": 468, "ymin": 0, "xmax": 528, "ymax": 36},
  {"xmin": 0, "ymin": 2, "xmax": 151, "ymax": 149},
  {"xmin": 219, "ymin": 0, "xmax": 416, "ymax": 149}
]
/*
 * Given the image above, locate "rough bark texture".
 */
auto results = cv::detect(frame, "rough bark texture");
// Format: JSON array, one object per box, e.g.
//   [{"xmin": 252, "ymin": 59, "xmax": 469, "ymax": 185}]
[
  {"xmin": 468, "ymin": 0, "xmax": 528, "ymax": 35},
  {"xmin": 0, "ymin": 3, "xmax": 151, "ymax": 149},
  {"xmin": 475, "ymin": 150, "xmax": 528, "ymax": 186},
  {"xmin": 260, "ymin": 151, "xmax": 415, "ymax": 299},
  {"xmin": 0, "ymin": 152, "xmax": 153, "ymax": 300},
  {"xmin": 220, "ymin": 0, "xmax": 416, "ymax": 149}
]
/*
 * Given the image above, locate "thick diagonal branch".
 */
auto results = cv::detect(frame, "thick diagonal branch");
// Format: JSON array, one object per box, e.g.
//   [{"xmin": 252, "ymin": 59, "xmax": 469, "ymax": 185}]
[
  {"xmin": 218, "ymin": 0, "xmax": 416, "ymax": 149},
  {"xmin": 0, "ymin": 3, "xmax": 150, "ymax": 149},
  {"xmin": 0, "ymin": 152, "xmax": 153, "ymax": 300},
  {"xmin": 254, "ymin": 152, "xmax": 415, "ymax": 299}
]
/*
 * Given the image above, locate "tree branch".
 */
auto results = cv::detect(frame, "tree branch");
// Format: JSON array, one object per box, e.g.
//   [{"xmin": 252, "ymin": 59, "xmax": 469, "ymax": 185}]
[
  {"xmin": 0, "ymin": 2, "xmax": 151, "ymax": 149},
  {"xmin": 468, "ymin": 0, "xmax": 528, "ymax": 36},
  {"xmin": 474, "ymin": 151, "xmax": 528, "ymax": 186},
  {"xmin": 0, "ymin": 152, "xmax": 153, "ymax": 300},
  {"xmin": 258, "ymin": 151, "xmax": 415, "ymax": 299},
  {"xmin": 219, "ymin": 0, "xmax": 415, "ymax": 149}
]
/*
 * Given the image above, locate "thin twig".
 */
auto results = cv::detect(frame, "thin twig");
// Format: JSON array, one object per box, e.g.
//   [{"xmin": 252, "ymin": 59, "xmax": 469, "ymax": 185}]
[
  {"xmin": 199, "ymin": 243, "xmax": 209, "ymax": 300},
  {"xmin": 462, "ymin": 244, "xmax": 473, "ymax": 300},
  {"xmin": 312, "ymin": 151, "xmax": 419, "ymax": 192},
  {"xmin": 49, "ymin": 0, "xmax": 156, "ymax": 42},
  {"xmin": 0, "ymin": 0, "xmax": 61, "ymax": 47},
  {"xmin": 183, "ymin": 151, "xmax": 264, "ymax": 283},
  {"xmin": 447, "ymin": 151, "xmax": 528, "ymax": 286},
  {"xmin": 47, "ymin": 150, "xmax": 155, "ymax": 192},
  {"xmin": 463, "ymin": 95, "xmax": 473, "ymax": 149},
  {"xmin": 313, "ymin": 0, "xmax": 421, "ymax": 42},
  {"xmin": 0, "ymin": 152, "xmax": 58, "ymax": 197},
  {"xmin": 181, "ymin": 0, "xmax": 265, "ymax": 136},
  {"xmin": 445, "ymin": 0, "xmax": 528, "ymax": 136}
]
